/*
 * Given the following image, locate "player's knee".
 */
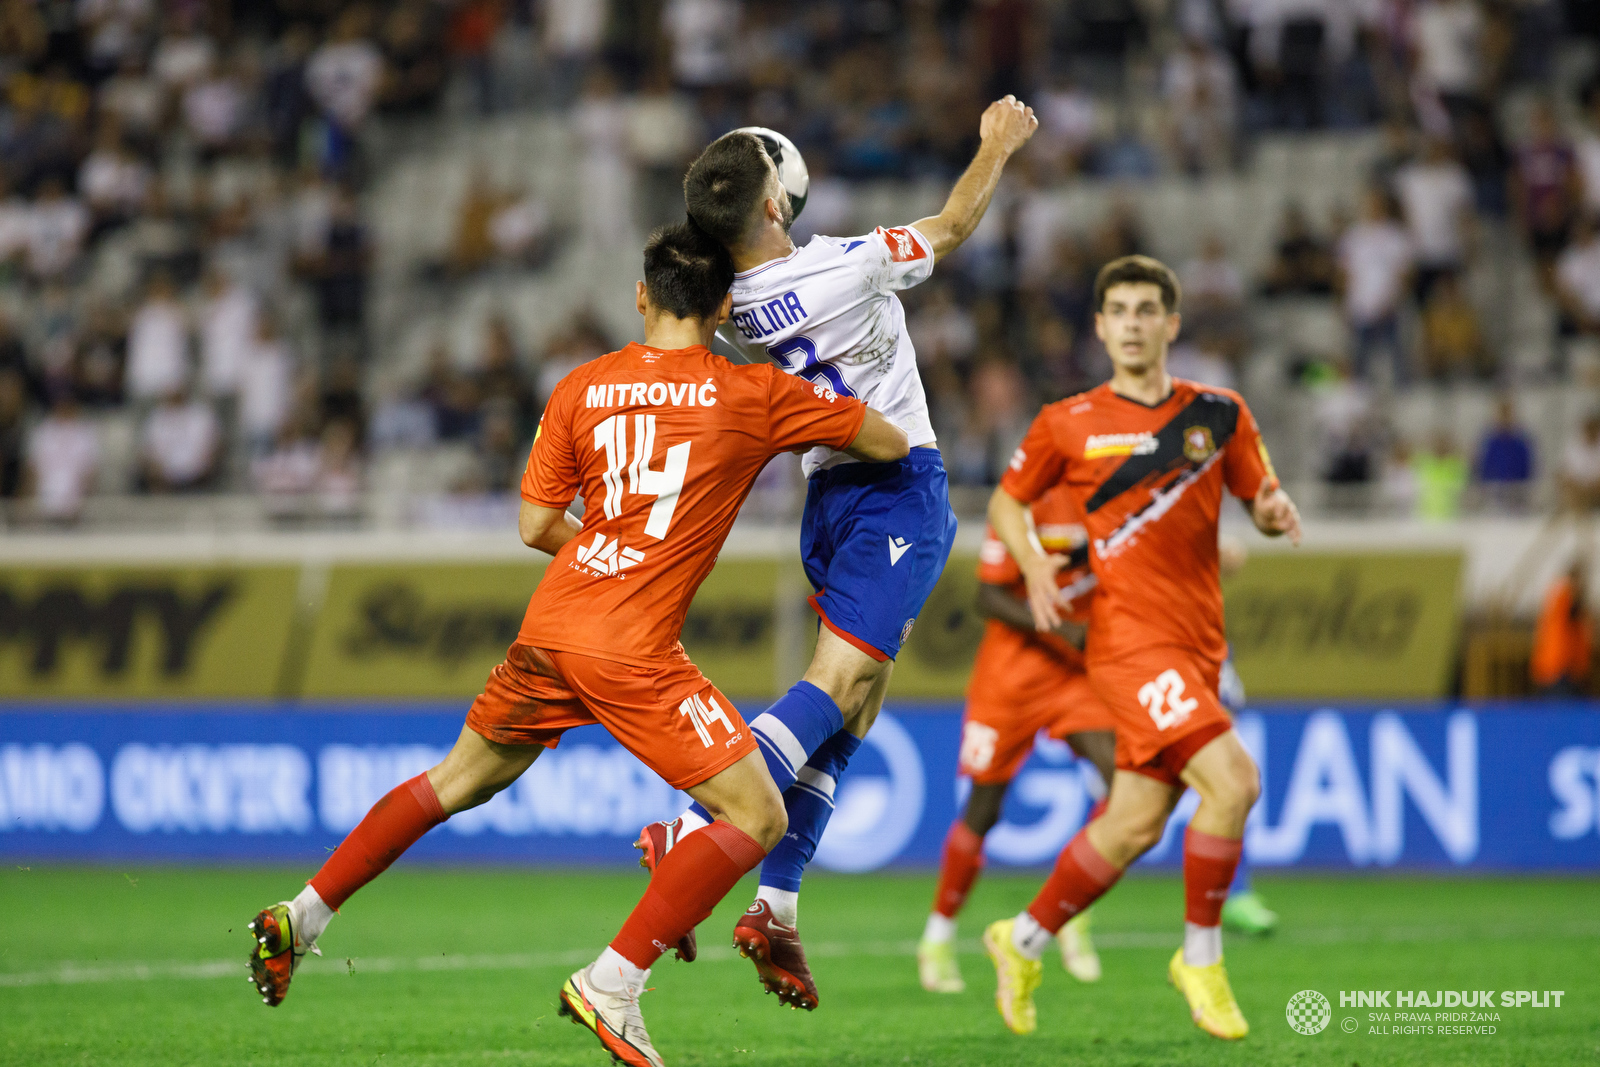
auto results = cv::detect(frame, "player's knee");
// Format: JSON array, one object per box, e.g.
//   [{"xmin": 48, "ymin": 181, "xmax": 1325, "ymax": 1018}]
[{"xmin": 744, "ymin": 793, "xmax": 788, "ymax": 852}]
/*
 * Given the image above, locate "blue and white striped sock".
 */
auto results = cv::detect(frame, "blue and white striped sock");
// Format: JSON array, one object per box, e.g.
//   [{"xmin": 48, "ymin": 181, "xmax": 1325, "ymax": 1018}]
[
  {"xmin": 681, "ymin": 681, "xmax": 843, "ymax": 830},
  {"xmin": 759, "ymin": 729, "xmax": 862, "ymax": 893}
]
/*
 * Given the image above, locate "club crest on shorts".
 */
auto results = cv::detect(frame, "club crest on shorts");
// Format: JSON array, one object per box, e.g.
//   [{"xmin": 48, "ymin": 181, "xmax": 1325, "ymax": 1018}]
[
  {"xmin": 1183, "ymin": 425, "xmax": 1217, "ymax": 463},
  {"xmin": 900, "ymin": 618, "xmax": 916, "ymax": 644}
]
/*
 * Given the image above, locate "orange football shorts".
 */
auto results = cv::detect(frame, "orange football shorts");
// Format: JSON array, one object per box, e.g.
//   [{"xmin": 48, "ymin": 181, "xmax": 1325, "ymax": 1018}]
[
  {"xmin": 1090, "ymin": 644, "xmax": 1233, "ymax": 787},
  {"xmin": 466, "ymin": 642, "xmax": 757, "ymax": 791}
]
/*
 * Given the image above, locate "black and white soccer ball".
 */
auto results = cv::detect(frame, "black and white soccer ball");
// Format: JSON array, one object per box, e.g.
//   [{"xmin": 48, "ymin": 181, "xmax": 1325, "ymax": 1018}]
[{"xmin": 733, "ymin": 126, "xmax": 809, "ymax": 220}]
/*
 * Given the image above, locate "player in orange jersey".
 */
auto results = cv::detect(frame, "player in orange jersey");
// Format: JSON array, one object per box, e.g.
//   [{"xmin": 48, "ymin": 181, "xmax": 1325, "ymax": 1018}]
[
  {"xmin": 982, "ymin": 256, "xmax": 1300, "ymax": 1041},
  {"xmin": 243, "ymin": 223, "xmax": 909, "ymax": 1067},
  {"xmin": 916, "ymin": 484, "xmax": 1115, "ymax": 994}
]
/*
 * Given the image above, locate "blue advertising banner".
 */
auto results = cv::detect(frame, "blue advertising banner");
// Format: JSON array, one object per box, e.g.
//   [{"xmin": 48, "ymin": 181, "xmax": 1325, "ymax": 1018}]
[{"xmin": 2, "ymin": 704, "xmax": 1599, "ymax": 870}]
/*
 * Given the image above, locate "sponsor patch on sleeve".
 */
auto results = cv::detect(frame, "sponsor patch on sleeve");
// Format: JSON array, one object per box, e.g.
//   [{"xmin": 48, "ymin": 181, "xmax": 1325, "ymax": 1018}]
[{"xmin": 879, "ymin": 226, "xmax": 927, "ymax": 263}]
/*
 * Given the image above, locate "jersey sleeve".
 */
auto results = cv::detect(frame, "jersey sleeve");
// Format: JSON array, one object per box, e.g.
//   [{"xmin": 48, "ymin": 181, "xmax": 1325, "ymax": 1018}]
[
  {"xmin": 520, "ymin": 379, "xmax": 581, "ymax": 508},
  {"xmin": 998, "ymin": 410, "xmax": 1069, "ymax": 504},
  {"xmin": 975, "ymin": 526, "xmax": 1022, "ymax": 585},
  {"xmin": 850, "ymin": 225, "xmax": 936, "ymax": 294},
  {"xmin": 1223, "ymin": 395, "xmax": 1278, "ymax": 500},
  {"xmin": 764, "ymin": 365, "xmax": 869, "ymax": 454}
]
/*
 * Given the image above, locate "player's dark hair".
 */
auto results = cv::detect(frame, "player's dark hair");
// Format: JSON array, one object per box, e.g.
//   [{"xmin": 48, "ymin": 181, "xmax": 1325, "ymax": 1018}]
[
  {"xmin": 683, "ymin": 131, "xmax": 772, "ymax": 248},
  {"xmin": 642, "ymin": 222, "xmax": 734, "ymax": 322},
  {"xmin": 1094, "ymin": 255, "xmax": 1182, "ymax": 314}
]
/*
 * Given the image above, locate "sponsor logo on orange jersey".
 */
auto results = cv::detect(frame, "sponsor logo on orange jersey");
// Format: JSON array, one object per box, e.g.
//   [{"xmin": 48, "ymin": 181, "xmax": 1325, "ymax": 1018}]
[{"xmin": 1083, "ymin": 432, "xmax": 1158, "ymax": 459}]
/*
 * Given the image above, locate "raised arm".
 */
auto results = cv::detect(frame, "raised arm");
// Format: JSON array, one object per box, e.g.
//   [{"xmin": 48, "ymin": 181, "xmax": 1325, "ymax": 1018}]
[
  {"xmin": 912, "ymin": 95, "xmax": 1039, "ymax": 262},
  {"xmin": 841, "ymin": 406, "xmax": 910, "ymax": 462}
]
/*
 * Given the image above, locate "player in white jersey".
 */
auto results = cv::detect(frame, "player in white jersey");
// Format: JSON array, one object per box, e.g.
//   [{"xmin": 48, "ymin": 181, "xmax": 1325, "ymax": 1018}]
[{"xmin": 636, "ymin": 97, "xmax": 1039, "ymax": 1011}]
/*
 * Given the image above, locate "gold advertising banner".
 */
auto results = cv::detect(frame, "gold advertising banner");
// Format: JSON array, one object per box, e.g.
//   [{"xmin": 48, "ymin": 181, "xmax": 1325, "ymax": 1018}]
[
  {"xmin": 1223, "ymin": 551, "xmax": 1464, "ymax": 699},
  {"xmin": 299, "ymin": 558, "xmax": 785, "ymax": 699},
  {"xmin": 299, "ymin": 562, "xmax": 549, "ymax": 698},
  {"xmin": 0, "ymin": 565, "xmax": 298, "ymax": 697},
  {"xmin": 892, "ymin": 554, "xmax": 986, "ymax": 699}
]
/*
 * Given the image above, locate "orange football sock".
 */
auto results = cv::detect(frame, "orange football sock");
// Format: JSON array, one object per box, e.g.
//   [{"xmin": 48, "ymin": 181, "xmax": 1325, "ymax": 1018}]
[
  {"xmin": 610, "ymin": 820, "xmax": 767, "ymax": 969},
  {"xmin": 309, "ymin": 773, "xmax": 445, "ymax": 910},
  {"xmin": 1183, "ymin": 828, "xmax": 1242, "ymax": 927},
  {"xmin": 932, "ymin": 820, "xmax": 985, "ymax": 919},
  {"xmin": 1026, "ymin": 827, "xmax": 1123, "ymax": 934}
]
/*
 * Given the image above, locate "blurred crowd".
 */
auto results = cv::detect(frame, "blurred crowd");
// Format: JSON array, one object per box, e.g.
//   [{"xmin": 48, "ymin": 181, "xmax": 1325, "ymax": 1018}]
[{"xmin": 2, "ymin": 0, "xmax": 1600, "ymax": 525}]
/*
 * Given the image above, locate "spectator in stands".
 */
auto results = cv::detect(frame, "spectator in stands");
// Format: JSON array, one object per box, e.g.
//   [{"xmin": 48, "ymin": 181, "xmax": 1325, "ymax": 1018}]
[
  {"xmin": 573, "ymin": 68, "xmax": 635, "ymax": 251},
  {"xmin": 422, "ymin": 343, "xmax": 482, "ymax": 442},
  {"xmin": 1555, "ymin": 214, "xmax": 1600, "ymax": 350},
  {"xmin": 378, "ymin": 2, "xmax": 447, "ymax": 117},
  {"xmin": 77, "ymin": 123, "xmax": 150, "ymax": 236},
  {"xmin": 1511, "ymin": 99, "xmax": 1580, "ymax": 286},
  {"xmin": 1562, "ymin": 412, "xmax": 1600, "ymax": 510},
  {"xmin": 304, "ymin": 186, "xmax": 371, "ymax": 338},
  {"xmin": 542, "ymin": 0, "xmax": 608, "ymax": 106},
  {"xmin": 1034, "ymin": 69, "xmax": 1100, "ymax": 175},
  {"xmin": 0, "ymin": 367, "xmax": 24, "ymax": 500},
  {"xmin": 1475, "ymin": 396, "xmax": 1535, "ymax": 510},
  {"xmin": 1414, "ymin": 430, "xmax": 1469, "ymax": 520},
  {"xmin": 153, "ymin": 7, "xmax": 216, "ymax": 91},
  {"xmin": 1420, "ymin": 273, "xmax": 1488, "ymax": 379},
  {"xmin": 124, "ymin": 272, "xmax": 190, "ymax": 403},
  {"xmin": 306, "ymin": 7, "xmax": 383, "ymax": 174},
  {"xmin": 1379, "ymin": 439, "xmax": 1419, "ymax": 515},
  {"xmin": 628, "ymin": 67, "xmax": 699, "ymax": 230},
  {"xmin": 1568, "ymin": 412, "xmax": 1600, "ymax": 511},
  {"xmin": 237, "ymin": 312, "xmax": 295, "ymax": 456},
  {"xmin": 1163, "ymin": 34, "xmax": 1237, "ymax": 175},
  {"xmin": 98, "ymin": 53, "xmax": 165, "ymax": 152},
  {"xmin": 26, "ymin": 391, "xmax": 99, "ymax": 521},
  {"xmin": 198, "ymin": 268, "xmax": 257, "ymax": 411},
  {"xmin": 1338, "ymin": 187, "xmax": 1414, "ymax": 383},
  {"xmin": 1411, "ymin": 0, "xmax": 1486, "ymax": 124},
  {"xmin": 477, "ymin": 316, "xmax": 537, "ymax": 440},
  {"xmin": 140, "ymin": 385, "xmax": 220, "ymax": 492},
  {"xmin": 1260, "ymin": 202, "xmax": 1336, "ymax": 296},
  {"xmin": 448, "ymin": 0, "xmax": 504, "ymax": 116},
  {"xmin": 1531, "ymin": 560, "xmax": 1592, "ymax": 696},
  {"xmin": 1395, "ymin": 138, "xmax": 1476, "ymax": 302},
  {"xmin": 315, "ymin": 416, "xmax": 363, "ymax": 516},
  {"xmin": 25, "ymin": 176, "xmax": 89, "ymax": 281},
  {"xmin": 1178, "ymin": 232, "xmax": 1247, "ymax": 362},
  {"xmin": 663, "ymin": 0, "xmax": 741, "ymax": 90},
  {"xmin": 1577, "ymin": 84, "xmax": 1600, "ymax": 221}
]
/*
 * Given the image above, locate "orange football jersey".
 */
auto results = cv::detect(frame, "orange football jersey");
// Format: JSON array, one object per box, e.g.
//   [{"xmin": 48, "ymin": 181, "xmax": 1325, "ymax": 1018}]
[
  {"xmin": 519, "ymin": 342, "xmax": 866, "ymax": 666},
  {"xmin": 973, "ymin": 482, "xmax": 1096, "ymax": 666},
  {"xmin": 999, "ymin": 379, "xmax": 1275, "ymax": 667}
]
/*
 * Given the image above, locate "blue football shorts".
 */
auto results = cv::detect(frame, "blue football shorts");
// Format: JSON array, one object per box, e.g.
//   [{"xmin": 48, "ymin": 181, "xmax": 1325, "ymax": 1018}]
[{"xmin": 799, "ymin": 447, "xmax": 959, "ymax": 661}]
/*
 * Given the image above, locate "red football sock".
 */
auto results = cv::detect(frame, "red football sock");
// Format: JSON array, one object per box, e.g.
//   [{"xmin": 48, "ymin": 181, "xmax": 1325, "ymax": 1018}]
[
  {"xmin": 1026, "ymin": 827, "xmax": 1123, "ymax": 934},
  {"xmin": 309, "ymin": 773, "xmax": 446, "ymax": 910},
  {"xmin": 1183, "ymin": 828, "xmax": 1243, "ymax": 927},
  {"xmin": 931, "ymin": 820, "xmax": 986, "ymax": 919},
  {"xmin": 611, "ymin": 821, "xmax": 767, "ymax": 969}
]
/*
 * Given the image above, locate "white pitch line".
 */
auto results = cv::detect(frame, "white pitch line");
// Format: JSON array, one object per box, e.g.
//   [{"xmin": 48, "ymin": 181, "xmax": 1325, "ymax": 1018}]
[{"xmin": 3, "ymin": 922, "xmax": 1596, "ymax": 990}]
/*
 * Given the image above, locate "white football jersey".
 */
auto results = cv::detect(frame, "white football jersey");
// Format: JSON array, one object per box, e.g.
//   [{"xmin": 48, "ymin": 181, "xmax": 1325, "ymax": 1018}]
[{"xmin": 723, "ymin": 224, "xmax": 937, "ymax": 477}]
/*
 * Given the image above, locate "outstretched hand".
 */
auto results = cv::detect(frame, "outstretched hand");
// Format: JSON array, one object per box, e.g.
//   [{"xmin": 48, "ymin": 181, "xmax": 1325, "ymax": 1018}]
[
  {"xmin": 1251, "ymin": 476, "xmax": 1302, "ymax": 545},
  {"xmin": 979, "ymin": 95, "xmax": 1038, "ymax": 156}
]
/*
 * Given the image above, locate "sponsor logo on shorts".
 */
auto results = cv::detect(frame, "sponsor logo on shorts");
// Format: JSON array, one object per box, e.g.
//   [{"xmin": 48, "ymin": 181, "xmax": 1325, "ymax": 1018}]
[{"xmin": 1083, "ymin": 432, "xmax": 1158, "ymax": 459}]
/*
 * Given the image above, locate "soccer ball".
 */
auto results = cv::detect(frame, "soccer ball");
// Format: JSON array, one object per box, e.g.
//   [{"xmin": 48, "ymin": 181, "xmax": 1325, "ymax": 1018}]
[{"xmin": 733, "ymin": 126, "xmax": 809, "ymax": 220}]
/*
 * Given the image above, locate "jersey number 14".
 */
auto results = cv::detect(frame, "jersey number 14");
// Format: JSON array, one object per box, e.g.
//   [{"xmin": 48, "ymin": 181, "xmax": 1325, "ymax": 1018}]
[{"xmin": 593, "ymin": 413, "xmax": 689, "ymax": 540}]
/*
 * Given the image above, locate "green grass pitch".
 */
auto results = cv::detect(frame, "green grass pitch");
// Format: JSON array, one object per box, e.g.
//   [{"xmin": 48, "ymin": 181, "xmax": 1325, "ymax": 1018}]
[{"xmin": 2, "ymin": 866, "xmax": 1594, "ymax": 1066}]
